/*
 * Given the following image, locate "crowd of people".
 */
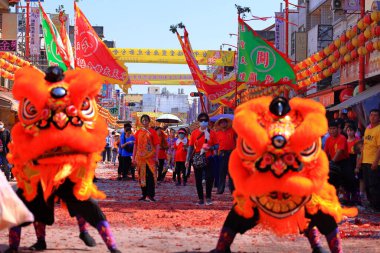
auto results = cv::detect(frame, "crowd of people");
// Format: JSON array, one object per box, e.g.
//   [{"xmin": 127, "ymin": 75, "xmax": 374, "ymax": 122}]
[
  {"xmin": 324, "ymin": 109, "xmax": 380, "ymax": 212},
  {"xmin": 97, "ymin": 113, "xmax": 237, "ymax": 205}
]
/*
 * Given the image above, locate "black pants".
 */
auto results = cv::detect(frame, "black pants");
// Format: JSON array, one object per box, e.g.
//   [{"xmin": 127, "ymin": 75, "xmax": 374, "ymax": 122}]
[
  {"xmin": 118, "ymin": 156, "xmax": 127, "ymax": 178},
  {"xmin": 223, "ymin": 206, "xmax": 337, "ymax": 237},
  {"xmin": 16, "ymin": 179, "xmax": 106, "ymax": 227},
  {"xmin": 218, "ymin": 150, "xmax": 234, "ymax": 193},
  {"xmin": 141, "ymin": 165, "xmax": 155, "ymax": 198},
  {"xmin": 194, "ymin": 158, "xmax": 214, "ymax": 200},
  {"xmin": 102, "ymin": 147, "xmax": 111, "ymax": 162},
  {"xmin": 157, "ymin": 159, "xmax": 165, "ymax": 181},
  {"xmin": 329, "ymin": 159, "xmax": 355, "ymax": 195},
  {"xmin": 0, "ymin": 152, "xmax": 10, "ymax": 180},
  {"xmin": 362, "ymin": 163, "xmax": 380, "ymax": 210},
  {"xmin": 126, "ymin": 156, "xmax": 135, "ymax": 179},
  {"xmin": 175, "ymin": 161, "xmax": 187, "ymax": 184}
]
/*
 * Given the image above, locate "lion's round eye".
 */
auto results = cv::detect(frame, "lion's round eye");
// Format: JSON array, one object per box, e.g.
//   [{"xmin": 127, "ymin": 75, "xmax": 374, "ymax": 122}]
[
  {"xmin": 80, "ymin": 97, "xmax": 95, "ymax": 118},
  {"xmin": 241, "ymin": 140, "xmax": 255, "ymax": 156},
  {"xmin": 300, "ymin": 142, "xmax": 317, "ymax": 157},
  {"xmin": 22, "ymin": 99, "xmax": 38, "ymax": 121}
]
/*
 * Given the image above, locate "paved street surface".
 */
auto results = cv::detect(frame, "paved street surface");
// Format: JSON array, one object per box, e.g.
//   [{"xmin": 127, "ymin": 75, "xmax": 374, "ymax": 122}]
[{"xmin": 1, "ymin": 164, "xmax": 380, "ymax": 253}]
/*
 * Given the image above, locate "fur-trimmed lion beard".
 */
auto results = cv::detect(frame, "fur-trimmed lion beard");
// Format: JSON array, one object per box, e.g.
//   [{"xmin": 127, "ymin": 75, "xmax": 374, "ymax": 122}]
[{"xmin": 15, "ymin": 152, "xmax": 105, "ymax": 202}]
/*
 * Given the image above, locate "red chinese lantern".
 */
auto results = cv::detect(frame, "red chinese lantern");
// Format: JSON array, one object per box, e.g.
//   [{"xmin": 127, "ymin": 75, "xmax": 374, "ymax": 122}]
[
  {"xmin": 347, "ymin": 110, "xmax": 357, "ymax": 120},
  {"xmin": 340, "ymin": 33, "xmax": 348, "ymax": 43},
  {"xmin": 318, "ymin": 50, "xmax": 326, "ymax": 58},
  {"xmin": 329, "ymin": 43, "xmax": 337, "ymax": 51},
  {"xmin": 374, "ymin": 26, "xmax": 380, "ymax": 36},
  {"xmin": 351, "ymin": 49, "xmax": 358, "ymax": 59},
  {"xmin": 333, "ymin": 50, "xmax": 340, "ymax": 59},
  {"xmin": 339, "ymin": 87, "xmax": 354, "ymax": 102},
  {"xmin": 363, "ymin": 14, "xmax": 372, "ymax": 25},
  {"xmin": 346, "ymin": 41, "xmax": 355, "ymax": 51},
  {"xmin": 358, "ymin": 33, "xmax": 366, "ymax": 46},
  {"xmin": 366, "ymin": 41, "xmax": 374, "ymax": 52}
]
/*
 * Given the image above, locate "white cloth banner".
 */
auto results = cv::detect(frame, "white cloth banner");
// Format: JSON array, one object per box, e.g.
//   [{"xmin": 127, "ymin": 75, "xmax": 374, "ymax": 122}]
[{"xmin": 30, "ymin": 7, "xmax": 41, "ymax": 56}]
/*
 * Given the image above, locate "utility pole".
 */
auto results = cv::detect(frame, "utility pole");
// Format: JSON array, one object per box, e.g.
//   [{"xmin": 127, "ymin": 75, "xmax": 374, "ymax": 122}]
[{"xmin": 358, "ymin": 0, "xmax": 365, "ymax": 93}]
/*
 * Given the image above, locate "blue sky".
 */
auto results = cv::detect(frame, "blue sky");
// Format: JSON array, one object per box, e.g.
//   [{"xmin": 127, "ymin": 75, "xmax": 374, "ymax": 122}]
[{"xmin": 38, "ymin": 0, "xmax": 283, "ymax": 94}]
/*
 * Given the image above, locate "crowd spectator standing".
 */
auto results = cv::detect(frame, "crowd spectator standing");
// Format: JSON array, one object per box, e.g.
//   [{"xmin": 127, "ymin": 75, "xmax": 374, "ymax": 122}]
[
  {"xmin": 186, "ymin": 112, "xmax": 218, "ymax": 205},
  {"xmin": 173, "ymin": 128, "xmax": 188, "ymax": 186},
  {"xmin": 132, "ymin": 115, "xmax": 160, "ymax": 202},
  {"xmin": 0, "ymin": 121, "xmax": 11, "ymax": 181},
  {"xmin": 215, "ymin": 118, "xmax": 236, "ymax": 194},
  {"xmin": 102, "ymin": 131, "xmax": 112, "ymax": 164},
  {"xmin": 361, "ymin": 109, "xmax": 380, "ymax": 212},
  {"xmin": 167, "ymin": 129, "xmax": 177, "ymax": 182},
  {"xmin": 324, "ymin": 120, "xmax": 355, "ymax": 205},
  {"xmin": 119, "ymin": 125, "xmax": 135, "ymax": 181},
  {"xmin": 156, "ymin": 127, "xmax": 168, "ymax": 182},
  {"xmin": 111, "ymin": 132, "xmax": 119, "ymax": 166},
  {"xmin": 346, "ymin": 124, "xmax": 361, "ymax": 204}
]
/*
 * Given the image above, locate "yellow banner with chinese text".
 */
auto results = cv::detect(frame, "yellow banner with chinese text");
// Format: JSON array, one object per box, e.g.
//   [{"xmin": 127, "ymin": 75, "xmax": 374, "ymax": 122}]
[{"xmin": 111, "ymin": 48, "xmax": 235, "ymax": 66}]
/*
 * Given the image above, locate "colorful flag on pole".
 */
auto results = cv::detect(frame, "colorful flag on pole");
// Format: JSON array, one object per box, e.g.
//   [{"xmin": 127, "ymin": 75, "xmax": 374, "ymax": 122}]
[
  {"xmin": 176, "ymin": 28, "xmax": 245, "ymax": 105},
  {"xmin": 237, "ymin": 17, "xmax": 296, "ymax": 86},
  {"xmin": 39, "ymin": 3, "xmax": 68, "ymax": 70},
  {"xmin": 59, "ymin": 11, "xmax": 75, "ymax": 69},
  {"xmin": 74, "ymin": 2, "xmax": 130, "ymax": 88}
]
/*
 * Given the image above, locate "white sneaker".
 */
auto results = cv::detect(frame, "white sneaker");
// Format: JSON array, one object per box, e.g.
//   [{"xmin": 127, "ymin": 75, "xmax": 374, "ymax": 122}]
[
  {"xmin": 205, "ymin": 198, "xmax": 213, "ymax": 205},
  {"xmin": 202, "ymin": 179, "xmax": 206, "ymax": 184}
]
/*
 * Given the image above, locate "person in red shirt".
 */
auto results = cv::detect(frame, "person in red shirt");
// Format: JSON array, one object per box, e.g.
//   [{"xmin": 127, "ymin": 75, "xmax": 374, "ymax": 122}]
[
  {"xmin": 156, "ymin": 127, "xmax": 168, "ymax": 182},
  {"xmin": 186, "ymin": 113, "xmax": 218, "ymax": 205},
  {"xmin": 174, "ymin": 128, "xmax": 188, "ymax": 186},
  {"xmin": 324, "ymin": 120, "xmax": 354, "ymax": 205},
  {"xmin": 132, "ymin": 115, "xmax": 160, "ymax": 202},
  {"xmin": 215, "ymin": 118, "xmax": 236, "ymax": 195}
]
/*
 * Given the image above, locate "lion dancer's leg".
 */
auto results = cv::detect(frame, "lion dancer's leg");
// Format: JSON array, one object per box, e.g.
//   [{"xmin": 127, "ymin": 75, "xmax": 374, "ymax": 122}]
[
  {"xmin": 304, "ymin": 225, "xmax": 329, "ymax": 253},
  {"xmin": 76, "ymin": 215, "xmax": 96, "ymax": 247},
  {"xmin": 212, "ymin": 206, "xmax": 259, "ymax": 253},
  {"xmin": 307, "ymin": 211, "xmax": 343, "ymax": 253},
  {"xmin": 6, "ymin": 226, "xmax": 21, "ymax": 253},
  {"xmin": 29, "ymin": 222, "xmax": 47, "ymax": 250},
  {"xmin": 57, "ymin": 180, "xmax": 121, "ymax": 253}
]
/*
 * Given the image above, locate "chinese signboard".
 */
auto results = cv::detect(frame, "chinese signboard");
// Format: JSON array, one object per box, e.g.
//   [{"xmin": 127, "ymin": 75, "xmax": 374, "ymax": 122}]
[
  {"xmin": 275, "ymin": 12, "xmax": 285, "ymax": 53},
  {"xmin": 0, "ymin": 40, "xmax": 17, "ymax": 51},
  {"xmin": 30, "ymin": 7, "xmax": 41, "ymax": 56}
]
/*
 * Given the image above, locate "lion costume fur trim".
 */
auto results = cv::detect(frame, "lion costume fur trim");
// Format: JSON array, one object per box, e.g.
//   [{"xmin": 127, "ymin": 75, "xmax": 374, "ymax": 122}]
[
  {"xmin": 230, "ymin": 96, "xmax": 357, "ymax": 235},
  {"xmin": 8, "ymin": 67, "xmax": 107, "ymax": 201}
]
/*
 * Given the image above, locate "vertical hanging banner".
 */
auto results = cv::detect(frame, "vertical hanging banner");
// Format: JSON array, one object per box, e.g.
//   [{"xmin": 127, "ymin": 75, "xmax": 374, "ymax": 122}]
[
  {"xmin": 29, "ymin": 7, "xmax": 40, "ymax": 56},
  {"xmin": 274, "ymin": 12, "xmax": 285, "ymax": 53},
  {"xmin": 74, "ymin": 2, "xmax": 130, "ymax": 87},
  {"xmin": 237, "ymin": 17, "xmax": 296, "ymax": 86}
]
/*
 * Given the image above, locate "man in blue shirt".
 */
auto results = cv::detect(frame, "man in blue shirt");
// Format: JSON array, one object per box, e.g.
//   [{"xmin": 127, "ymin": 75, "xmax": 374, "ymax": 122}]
[{"xmin": 119, "ymin": 124, "xmax": 135, "ymax": 180}]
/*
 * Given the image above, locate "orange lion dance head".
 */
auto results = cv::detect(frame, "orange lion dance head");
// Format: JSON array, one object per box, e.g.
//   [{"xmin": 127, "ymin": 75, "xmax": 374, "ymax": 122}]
[
  {"xmin": 230, "ymin": 96, "xmax": 357, "ymax": 234},
  {"xmin": 8, "ymin": 66, "xmax": 107, "ymax": 202}
]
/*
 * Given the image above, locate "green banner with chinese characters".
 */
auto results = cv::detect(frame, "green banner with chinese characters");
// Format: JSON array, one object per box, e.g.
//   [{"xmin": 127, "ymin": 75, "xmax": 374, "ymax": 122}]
[
  {"xmin": 40, "ymin": 5, "xmax": 67, "ymax": 71},
  {"xmin": 237, "ymin": 17, "xmax": 296, "ymax": 85}
]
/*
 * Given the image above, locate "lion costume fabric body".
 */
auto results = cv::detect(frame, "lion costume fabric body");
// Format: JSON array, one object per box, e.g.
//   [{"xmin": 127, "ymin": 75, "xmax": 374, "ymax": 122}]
[
  {"xmin": 212, "ymin": 96, "xmax": 357, "ymax": 253},
  {"xmin": 6, "ymin": 67, "xmax": 121, "ymax": 253}
]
